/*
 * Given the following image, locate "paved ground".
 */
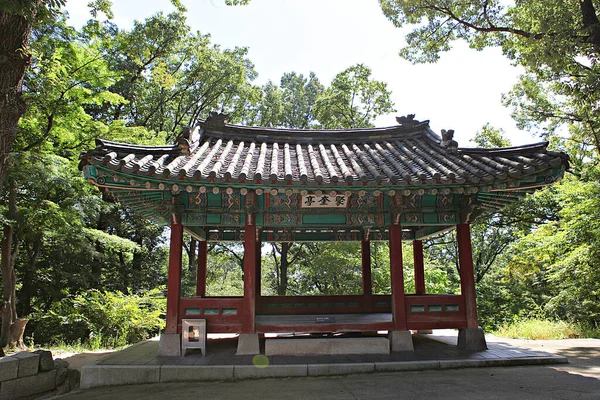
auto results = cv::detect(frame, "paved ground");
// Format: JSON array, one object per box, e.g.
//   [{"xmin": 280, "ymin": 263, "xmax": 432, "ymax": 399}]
[
  {"xmin": 87, "ymin": 332, "xmax": 563, "ymax": 366},
  {"xmin": 56, "ymin": 332, "xmax": 600, "ymax": 399}
]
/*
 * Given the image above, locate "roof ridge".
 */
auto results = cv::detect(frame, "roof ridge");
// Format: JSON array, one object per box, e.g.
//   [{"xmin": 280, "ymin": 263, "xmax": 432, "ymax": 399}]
[{"xmin": 458, "ymin": 141, "xmax": 550, "ymax": 154}]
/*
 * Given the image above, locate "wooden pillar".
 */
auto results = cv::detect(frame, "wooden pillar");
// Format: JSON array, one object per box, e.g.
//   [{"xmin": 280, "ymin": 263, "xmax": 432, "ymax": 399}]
[
  {"xmin": 457, "ymin": 223, "xmax": 479, "ymax": 329},
  {"xmin": 242, "ymin": 213, "xmax": 257, "ymax": 334},
  {"xmin": 389, "ymin": 223, "xmax": 407, "ymax": 330},
  {"xmin": 413, "ymin": 240, "xmax": 425, "ymax": 295},
  {"xmin": 165, "ymin": 219, "xmax": 183, "ymax": 334},
  {"xmin": 196, "ymin": 240, "xmax": 208, "ymax": 297},
  {"xmin": 361, "ymin": 237, "xmax": 373, "ymax": 311},
  {"xmin": 255, "ymin": 233, "xmax": 262, "ymax": 309}
]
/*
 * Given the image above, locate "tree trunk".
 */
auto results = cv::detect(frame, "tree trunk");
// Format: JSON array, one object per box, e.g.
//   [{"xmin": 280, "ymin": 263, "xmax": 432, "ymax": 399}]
[
  {"xmin": 1, "ymin": 181, "xmax": 21, "ymax": 348},
  {"xmin": 0, "ymin": 4, "xmax": 38, "ymax": 191},
  {"xmin": 19, "ymin": 237, "xmax": 42, "ymax": 317}
]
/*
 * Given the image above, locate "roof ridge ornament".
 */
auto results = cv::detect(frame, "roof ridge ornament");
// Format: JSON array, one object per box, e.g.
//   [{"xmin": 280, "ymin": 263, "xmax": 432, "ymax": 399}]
[
  {"xmin": 395, "ymin": 114, "xmax": 419, "ymax": 127},
  {"xmin": 440, "ymin": 129, "xmax": 458, "ymax": 152},
  {"xmin": 176, "ymin": 126, "xmax": 201, "ymax": 155},
  {"xmin": 205, "ymin": 112, "xmax": 229, "ymax": 125}
]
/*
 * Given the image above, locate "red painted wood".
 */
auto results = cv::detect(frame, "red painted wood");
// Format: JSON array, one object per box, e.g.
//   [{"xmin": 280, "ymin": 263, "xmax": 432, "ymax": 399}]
[
  {"xmin": 179, "ymin": 293, "xmax": 469, "ymax": 333},
  {"xmin": 179, "ymin": 297, "xmax": 244, "ymax": 333},
  {"xmin": 457, "ymin": 223, "xmax": 479, "ymax": 328},
  {"xmin": 196, "ymin": 240, "xmax": 208, "ymax": 297},
  {"xmin": 361, "ymin": 239, "xmax": 373, "ymax": 303},
  {"xmin": 256, "ymin": 322, "xmax": 395, "ymax": 334},
  {"xmin": 255, "ymin": 235, "xmax": 262, "ymax": 299},
  {"xmin": 165, "ymin": 221, "xmax": 183, "ymax": 334},
  {"xmin": 258, "ymin": 294, "xmax": 370, "ymax": 314},
  {"xmin": 405, "ymin": 294, "xmax": 464, "ymax": 306},
  {"xmin": 389, "ymin": 224, "xmax": 407, "ymax": 330},
  {"xmin": 406, "ymin": 320, "xmax": 467, "ymax": 330},
  {"xmin": 413, "ymin": 240, "xmax": 426, "ymax": 295},
  {"xmin": 242, "ymin": 215, "xmax": 257, "ymax": 333}
]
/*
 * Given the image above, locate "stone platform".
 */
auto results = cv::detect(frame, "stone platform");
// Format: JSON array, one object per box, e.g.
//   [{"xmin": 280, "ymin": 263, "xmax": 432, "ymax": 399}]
[
  {"xmin": 80, "ymin": 331, "xmax": 568, "ymax": 389},
  {"xmin": 265, "ymin": 337, "xmax": 390, "ymax": 355}
]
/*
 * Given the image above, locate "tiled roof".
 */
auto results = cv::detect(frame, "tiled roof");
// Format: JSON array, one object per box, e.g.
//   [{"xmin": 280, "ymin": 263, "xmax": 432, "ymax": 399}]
[{"xmin": 79, "ymin": 116, "xmax": 568, "ymax": 189}]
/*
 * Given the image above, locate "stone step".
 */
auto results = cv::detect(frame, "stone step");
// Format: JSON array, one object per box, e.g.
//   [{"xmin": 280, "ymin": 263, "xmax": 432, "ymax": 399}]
[{"xmin": 265, "ymin": 337, "xmax": 390, "ymax": 356}]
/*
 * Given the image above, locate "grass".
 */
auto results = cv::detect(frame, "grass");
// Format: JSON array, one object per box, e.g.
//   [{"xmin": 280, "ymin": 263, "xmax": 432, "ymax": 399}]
[
  {"xmin": 494, "ymin": 318, "xmax": 600, "ymax": 340},
  {"xmin": 21, "ymin": 338, "xmax": 128, "ymax": 357}
]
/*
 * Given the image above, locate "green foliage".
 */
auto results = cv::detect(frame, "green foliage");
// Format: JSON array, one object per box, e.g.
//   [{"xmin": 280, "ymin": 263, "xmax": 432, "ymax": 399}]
[
  {"xmin": 316, "ymin": 64, "xmax": 396, "ymax": 129},
  {"xmin": 29, "ymin": 289, "xmax": 165, "ymax": 348},
  {"xmin": 87, "ymin": 11, "xmax": 257, "ymax": 140},
  {"xmin": 205, "ymin": 244, "xmax": 244, "ymax": 296},
  {"xmin": 471, "ymin": 124, "xmax": 511, "ymax": 148},
  {"xmin": 495, "ymin": 318, "xmax": 587, "ymax": 340},
  {"xmin": 505, "ymin": 173, "xmax": 600, "ymax": 327},
  {"xmin": 379, "ymin": 0, "xmax": 600, "ymax": 163}
]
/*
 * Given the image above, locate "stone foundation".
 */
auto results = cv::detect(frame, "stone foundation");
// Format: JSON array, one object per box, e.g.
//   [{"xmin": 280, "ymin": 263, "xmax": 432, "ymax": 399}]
[
  {"xmin": 389, "ymin": 330, "xmax": 415, "ymax": 352},
  {"xmin": 457, "ymin": 328, "xmax": 488, "ymax": 351},
  {"xmin": 265, "ymin": 337, "xmax": 390, "ymax": 356},
  {"xmin": 0, "ymin": 350, "xmax": 79, "ymax": 398}
]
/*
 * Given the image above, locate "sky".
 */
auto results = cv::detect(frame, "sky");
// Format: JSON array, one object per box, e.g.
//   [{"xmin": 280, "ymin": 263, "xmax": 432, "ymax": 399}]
[{"xmin": 65, "ymin": 0, "xmax": 534, "ymax": 147}]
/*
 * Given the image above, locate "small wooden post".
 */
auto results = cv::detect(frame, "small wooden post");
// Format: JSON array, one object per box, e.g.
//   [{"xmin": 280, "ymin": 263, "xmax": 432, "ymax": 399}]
[
  {"xmin": 165, "ymin": 218, "xmax": 183, "ymax": 334},
  {"xmin": 242, "ymin": 214, "xmax": 257, "ymax": 334},
  {"xmin": 196, "ymin": 240, "xmax": 208, "ymax": 297},
  {"xmin": 457, "ymin": 223, "xmax": 479, "ymax": 329},
  {"xmin": 389, "ymin": 223, "xmax": 407, "ymax": 330},
  {"xmin": 361, "ymin": 236, "xmax": 373, "ymax": 311},
  {"xmin": 413, "ymin": 240, "xmax": 426, "ymax": 295}
]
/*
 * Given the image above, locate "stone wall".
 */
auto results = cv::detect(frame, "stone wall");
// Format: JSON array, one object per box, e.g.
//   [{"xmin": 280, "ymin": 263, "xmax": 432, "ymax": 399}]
[{"xmin": 0, "ymin": 350, "xmax": 80, "ymax": 399}]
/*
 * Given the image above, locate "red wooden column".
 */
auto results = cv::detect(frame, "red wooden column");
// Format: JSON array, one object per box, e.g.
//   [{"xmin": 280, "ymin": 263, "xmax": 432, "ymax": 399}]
[
  {"xmin": 255, "ymin": 233, "xmax": 262, "ymax": 308},
  {"xmin": 196, "ymin": 240, "xmax": 208, "ymax": 297},
  {"xmin": 361, "ymin": 236, "xmax": 373, "ymax": 311},
  {"xmin": 413, "ymin": 240, "xmax": 426, "ymax": 295},
  {"xmin": 165, "ymin": 218, "xmax": 183, "ymax": 334},
  {"xmin": 242, "ymin": 213, "xmax": 257, "ymax": 334},
  {"xmin": 389, "ymin": 223, "xmax": 407, "ymax": 330},
  {"xmin": 457, "ymin": 223, "xmax": 479, "ymax": 329}
]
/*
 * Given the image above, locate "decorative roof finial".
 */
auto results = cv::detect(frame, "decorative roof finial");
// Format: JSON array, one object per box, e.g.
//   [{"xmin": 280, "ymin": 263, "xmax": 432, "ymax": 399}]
[
  {"xmin": 205, "ymin": 112, "xmax": 229, "ymax": 125},
  {"xmin": 395, "ymin": 114, "xmax": 418, "ymax": 126},
  {"xmin": 176, "ymin": 126, "xmax": 200, "ymax": 155},
  {"xmin": 440, "ymin": 129, "xmax": 458, "ymax": 152}
]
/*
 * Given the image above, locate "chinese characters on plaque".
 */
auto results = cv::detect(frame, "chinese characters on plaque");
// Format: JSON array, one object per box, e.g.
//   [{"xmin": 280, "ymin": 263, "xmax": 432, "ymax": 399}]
[{"xmin": 301, "ymin": 194, "xmax": 348, "ymax": 209}]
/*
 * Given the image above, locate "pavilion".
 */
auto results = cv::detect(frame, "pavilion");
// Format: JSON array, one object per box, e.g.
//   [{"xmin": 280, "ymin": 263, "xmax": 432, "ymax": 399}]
[{"xmin": 79, "ymin": 114, "xmax": 568, "ymax": 355}]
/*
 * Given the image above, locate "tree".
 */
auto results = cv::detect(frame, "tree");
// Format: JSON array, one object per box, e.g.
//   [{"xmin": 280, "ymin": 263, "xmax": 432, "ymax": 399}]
[
  {"xmin": 0, "ymin": 13, "xmax": 171, "ymax": 351},
  {"xmin": 379, "ymin": 0, "xmax": 600, "ymax": 160},
  {"xmin": 85, "ymin": 11, "xmax": 256, "ymax": 141},
  {"xmin": 0, "ymin": 1, "xmax": 62, "ymax": 191},
  {"xmin": 315, "ymin": 64, "xmax": 396, "ymax": 129}
]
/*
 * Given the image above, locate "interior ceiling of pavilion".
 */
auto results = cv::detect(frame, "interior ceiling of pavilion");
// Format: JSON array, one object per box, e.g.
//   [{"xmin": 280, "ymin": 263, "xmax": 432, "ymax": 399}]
[{"xmin": 79, "ymin": 114, "xmax": 569, "ymax": 241}]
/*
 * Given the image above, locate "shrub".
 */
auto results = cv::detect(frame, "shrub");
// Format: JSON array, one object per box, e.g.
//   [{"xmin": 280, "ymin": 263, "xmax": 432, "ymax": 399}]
[
  {"xmin": 495, "ymin": 318, "xmax": 581, "ymax": 340},
  {"xmin": 28, "ymin": 289, "xmax": 165, "ymax": 348}
]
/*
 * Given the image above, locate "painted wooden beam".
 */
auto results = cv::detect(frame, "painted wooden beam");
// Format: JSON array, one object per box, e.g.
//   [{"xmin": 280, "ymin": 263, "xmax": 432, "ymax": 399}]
[{"xmin": 165, "ymin": 218, "xmax": 183, "ymax": 334}]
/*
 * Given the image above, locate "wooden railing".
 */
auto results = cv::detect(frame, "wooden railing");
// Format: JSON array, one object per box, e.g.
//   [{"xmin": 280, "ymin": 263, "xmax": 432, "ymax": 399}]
[
  {"xmin": 179, "ymin": 293, "xmax": 467, "ymax": 333},
  {"xmin": 257, "ymin": 295, "xmax": 371, "ymax": 314},
  {"xmin": 179, "ymin": 297, "xmax": 243, "ymax": 333},
  {"xmin": 405, "ymin": 294, "xmax": 467, "ymax": 330}
]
